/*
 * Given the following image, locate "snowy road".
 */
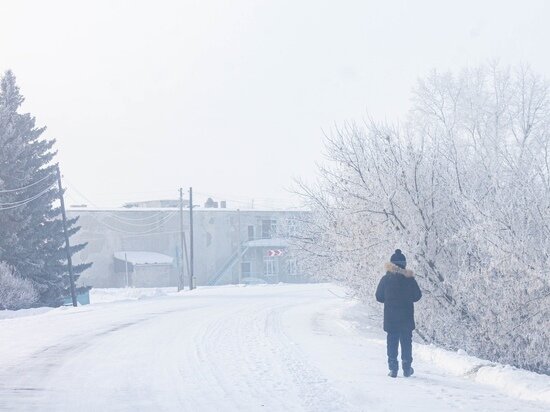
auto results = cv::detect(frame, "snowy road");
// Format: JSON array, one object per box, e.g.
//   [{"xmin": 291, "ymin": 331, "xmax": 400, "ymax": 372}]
[{"xmin": 0, "ymin": 284, "xmax": 547, "ymax": 411}]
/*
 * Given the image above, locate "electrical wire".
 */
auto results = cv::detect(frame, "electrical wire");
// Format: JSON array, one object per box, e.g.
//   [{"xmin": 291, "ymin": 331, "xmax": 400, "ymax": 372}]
[
  {"xmin": 101, "ymin": 214, "xmax": 176, "ymax": 227},
  {"xmin": 64, "ymin": 182, "xmax": 301, "ymax": 236},
  {"xmin": 65, "ymin": 181, "xmax": 177, "ymax": 226},
  {"xmin": 0, "ymin": 184, "xmax": 56, "ymax": 207},
  {"xmin": 0, "ymin": 184, "xmax": 57, "ymax": 211},
  {"xmin": 64, "ymin": 183, "xmax": 182, "ymax": 237},
  {"xmin": 102, "ymin": 211, "xmax": 178, "ymax": 228},
  {"xmin": 84, "ymin": 212, "xmax": 178, "ymax": 235},
  {"xmin": 119, "ymin": 230, "xmax": 181, "ymax": 240},
  {"xmin": 66, "ymin": 192, "xmax": 179, "ymax": 235},
  {"xmin": 0, "ymin": 173, "xmax": 55, "ymax": 194},
  {"xmin": 104, "ymin": 211, "xmax": 168, "ymax": 222},
  {"xmin": 193, "ymin": 190, "xmax": 302, "ymax": 210}
]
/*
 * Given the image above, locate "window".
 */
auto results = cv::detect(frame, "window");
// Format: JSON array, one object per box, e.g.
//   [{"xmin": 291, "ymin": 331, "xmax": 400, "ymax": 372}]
[
  {"xmin": 286, "ymin": 218, "xmax": 298, "ymax": 237},
  {"xmin": 287, "ymin": 259, "xmax": 298, "ymax": 276},
  {"xmin": 248, "ymin": 225, "xmax": 255, "ymax": 240},
  {"xmin": 241, "ymin": 262, "xmax": 251, "ymax": 276},
  {"xmin": 261, "ymin": 219, "xmax": 277, "ymax": 239},
  {"xmin": 264, "ymin": 259, "xmax": 277, "ymax": 276}
]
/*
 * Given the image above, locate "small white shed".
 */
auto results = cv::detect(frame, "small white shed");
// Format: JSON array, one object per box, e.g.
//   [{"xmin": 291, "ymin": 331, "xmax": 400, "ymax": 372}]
[{"xmin": 114, "ymin": 251, "xmax": 175, "ymax": 287}]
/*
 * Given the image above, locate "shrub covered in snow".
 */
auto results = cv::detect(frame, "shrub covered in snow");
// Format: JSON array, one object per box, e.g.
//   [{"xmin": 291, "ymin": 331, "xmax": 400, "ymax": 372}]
[
  {"xmin": 0, "ymin": 262, "xmax": 38, "ymax": 310},
  {"xmin": 296, "ymin": 64, "xmax": 550, "ymax": 374}
]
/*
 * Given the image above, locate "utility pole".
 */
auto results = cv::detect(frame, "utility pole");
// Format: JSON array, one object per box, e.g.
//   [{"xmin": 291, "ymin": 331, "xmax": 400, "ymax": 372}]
[
  {"xmin": 178, "ymin": 188, "xmax": 185, "ymax": 291},
  {"xmin": 56, "ymin": 164, "xmax": 77, "ymax": 307},
  {"xmin": 237, "ymin": 209, "xmax": 242, "ymax": 284},
  {"xmin": 189, "ymin": 187, "xmax": 195, "ymax": 290},
  {"xmin": 183, "ymin": 232, "xmax": 190, "ymax": 285},
  {"xmin": 124, "ymin": 252, "xmax": 129, "ymax": 288}
]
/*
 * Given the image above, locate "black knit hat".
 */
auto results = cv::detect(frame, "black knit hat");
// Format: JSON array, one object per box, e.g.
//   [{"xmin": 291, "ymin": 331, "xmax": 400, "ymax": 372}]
[{"xmin": 390, "ymin": 249, "xmax": 407, "ymax": 269}]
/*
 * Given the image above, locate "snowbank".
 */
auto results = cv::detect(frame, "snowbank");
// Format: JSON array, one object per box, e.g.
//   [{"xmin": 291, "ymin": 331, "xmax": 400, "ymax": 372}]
[
  {"xmin": 343, "ymin": 301, "xmax": 550, "ymax": 406},
  {"xmin": 90, "ymin": 287, "xmax": 176, "ymax": 303},
  {"xmin": 0, "ymin": 288, "xmax": 176, "ymax": 320},
  {"xmin": 414, "ymin": 344, "xmax": 550, "ymax": 404},
  {"xmin": 413, "ymin": 344, "xmax": 489, "ymax": 376},
  {"xmin": 0, "ymin": 285, "xmax": 239, "ymax": 319},
  {"xmin": 0, "ymin": 306, "xmax": 54, "ymax": 320},
  {"xmin": 476, "ymin": 365, "xmax": 550, "ymax": 404}
]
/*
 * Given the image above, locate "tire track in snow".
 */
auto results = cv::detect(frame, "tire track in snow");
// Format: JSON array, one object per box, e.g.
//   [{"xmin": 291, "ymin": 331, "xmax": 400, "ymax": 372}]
[
  {"xmin": 264, "ymin": 304, "xmax": 349, "ymax": 411},
  {"xmin": 182, "ymin": 297, "xmax": 348, "ymax": 411},
  {"xmin": 182, "ymin": 304, "xmax": 298, "ymax": 410},
  {"xmin": 0, "ymin": 305, "xmax": 204, "ymax": 411}
]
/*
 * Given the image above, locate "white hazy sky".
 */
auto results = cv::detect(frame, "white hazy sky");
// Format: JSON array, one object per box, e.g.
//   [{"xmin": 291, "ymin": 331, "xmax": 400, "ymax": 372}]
[{"xmin": 1, "ymin": 0, "xmax": 549, "ymax": 208}]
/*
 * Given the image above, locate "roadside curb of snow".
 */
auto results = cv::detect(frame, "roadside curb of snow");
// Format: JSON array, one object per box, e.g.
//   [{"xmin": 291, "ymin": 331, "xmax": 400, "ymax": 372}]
[
  {"xmin": 342, "ymin": 301, "xmax": 550, "ymax": 405},
  {"xmin": 413, "ymin": 343, "xmax": 550, "ymax": 405},
  {"xmin": 0, "ymin": 306, "xmax": 54, "ymax": 320},
  {"xmin": 90, "ymin": 287, "xmax": 172, "ymax": 303}
]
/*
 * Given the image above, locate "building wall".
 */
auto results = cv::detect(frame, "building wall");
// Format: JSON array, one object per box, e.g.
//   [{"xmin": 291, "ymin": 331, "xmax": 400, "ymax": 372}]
[
  {"xmin": 68, "ymin": 208, "xmax": 309, "ymax": 288},
  {"xmin": 132, "ymin": 265, "xmax": 174, "ymax": 288}
]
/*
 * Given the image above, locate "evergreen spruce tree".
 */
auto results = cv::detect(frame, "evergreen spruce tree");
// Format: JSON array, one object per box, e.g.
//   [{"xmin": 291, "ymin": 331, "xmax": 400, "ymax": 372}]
[{"xmin": 0, "ymin": 70, "xmax": 90, "ymax": 306}]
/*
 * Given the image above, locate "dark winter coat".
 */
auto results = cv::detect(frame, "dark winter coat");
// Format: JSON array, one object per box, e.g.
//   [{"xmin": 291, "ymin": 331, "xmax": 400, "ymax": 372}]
[{"xmin": 375, "ymin": 262, "xmax": 422, "ymax": 332}]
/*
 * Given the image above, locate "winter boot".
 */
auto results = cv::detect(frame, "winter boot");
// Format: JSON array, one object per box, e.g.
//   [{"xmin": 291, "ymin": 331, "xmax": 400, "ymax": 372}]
[
  {"xmin": 388, "ymin": 370, "xmax": 398, "ymax": 378},
  {"xmin": 403, "ymin": 366, "xmax": 414, "ymax": 377}
]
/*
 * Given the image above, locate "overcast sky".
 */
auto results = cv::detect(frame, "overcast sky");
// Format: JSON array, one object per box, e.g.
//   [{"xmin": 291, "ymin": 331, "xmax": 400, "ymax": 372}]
[{"xmin": 1, "ymin": 0, "xmax": 549, "ymax": 208}]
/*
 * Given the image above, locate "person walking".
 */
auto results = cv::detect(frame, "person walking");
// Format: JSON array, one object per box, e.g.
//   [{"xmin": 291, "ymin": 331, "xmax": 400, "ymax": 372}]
[{"xmin": 375, "ymin": 249, "xmax": 422, "ymax": 378}]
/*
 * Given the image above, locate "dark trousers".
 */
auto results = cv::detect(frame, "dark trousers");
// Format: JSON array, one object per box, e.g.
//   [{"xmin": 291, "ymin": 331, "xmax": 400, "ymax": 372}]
[{"xmin": 387, "ymin": 330, "xmax": 413, "ymax": 371}]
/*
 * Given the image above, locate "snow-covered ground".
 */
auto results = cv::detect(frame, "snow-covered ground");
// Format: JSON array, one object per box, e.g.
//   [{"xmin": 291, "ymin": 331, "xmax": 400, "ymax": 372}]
[
  {"xmin": 0, "ymin": 284, "xmax": 548, "ymax": 411},
  {"xmin": 89, "ymin": 286, "xmax": 176, "ymax": 303}
]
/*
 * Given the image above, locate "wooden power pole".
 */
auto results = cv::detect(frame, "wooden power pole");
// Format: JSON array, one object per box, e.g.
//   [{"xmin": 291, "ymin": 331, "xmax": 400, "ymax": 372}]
[
  {"xmin": 189, "ymin": 187, "xmax": 195, "ymax": 290},
  {"xmin": 56, "ymin": 164, "xmax": 77, "ymax": 307},
  {"xmin": 237, "ymin": 209, "xmax": 242, "ymax": 284},
  {"xmin": 178, "ymin": 188, "xmax": 185, "ymax": 291}
]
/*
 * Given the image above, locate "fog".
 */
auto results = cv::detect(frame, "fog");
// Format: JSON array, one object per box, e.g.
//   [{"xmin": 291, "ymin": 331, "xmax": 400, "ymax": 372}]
[{"xmin": 1, "ymin": 0, "xmax": 549, "ymax": 208}]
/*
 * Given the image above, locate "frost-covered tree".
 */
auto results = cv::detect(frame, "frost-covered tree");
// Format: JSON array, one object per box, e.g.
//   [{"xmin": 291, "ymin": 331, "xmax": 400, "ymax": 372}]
[
  {"xmin": 296, "ymin": 64, "xmax": 550, "ymax": 374},
  {"xmin": 0, "ymin": 262, "xmax": 38, "ymax": 310},
  {"xmin": 0, "ymin": 70, "xmax": 90, "ymax": 307}
]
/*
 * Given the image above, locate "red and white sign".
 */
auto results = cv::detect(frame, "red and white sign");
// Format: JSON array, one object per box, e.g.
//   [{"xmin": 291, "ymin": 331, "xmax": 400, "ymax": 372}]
[{"xmin": 267, "ymin": 249, "xmax": 285, "ymax": 257}]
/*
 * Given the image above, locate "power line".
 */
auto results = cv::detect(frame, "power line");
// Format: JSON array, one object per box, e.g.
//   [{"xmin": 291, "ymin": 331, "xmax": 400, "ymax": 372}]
[
  {"xmin": 64, "ymin": 181, "xmax": 183, "ymax": 235},
  {"xmin": 0, "ymin": 173, "xmax": 54, "ymax": 194},
  {"xmin": 0, "ymin": 183, "xmax": 56, "ymax": 211},
  {"xmin": 63, "ymin": 178, "xmax": 183, "ymax": 206},
  {"xmin": 66, "ymin": 192, "xmax": 179, "ymax": 235},
  {"xmin": 104, "ymin": 211, "xmax": 179, "ymax": 229},
  {"xmin": 103, "ymin": 211, "xmax": 168, "ymax": 222},
  {"xmin": 193, "ymin": 190, "xmax": 301, "ymax": 210},
  {"xmin": 81, "ymin": 213, "xmax": 177, "ymax": 236},
  {"xmin": 65, "ymin": 181, "xmax": 177, "ymax": 226},
  {"xmin": 118, "ymin": 230, "xmax": 181, "ymax": 239},
  {"xmin": 66, "ymin": 179, "xmax": 301, "ymax": 211},
  {"xmin": 102, "ymin": 213, "xmax": 177, "ymax": 227},
  {"xmin": 94, "ymin": 210, "xmax": 178, "ymax": 228},
  {"xmin": 68, "ymin": 205, "xmax": 179, "ymax": 235},
  {"xmin": 0, "ymin": 184, "xmax": 56, "ymax": 207}
]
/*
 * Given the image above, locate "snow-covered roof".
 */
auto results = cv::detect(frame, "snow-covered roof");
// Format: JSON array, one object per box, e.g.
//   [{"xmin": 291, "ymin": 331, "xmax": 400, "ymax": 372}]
[{"xmin": 114, "ymin": 251, "xmax": 173, "ymax": 266}]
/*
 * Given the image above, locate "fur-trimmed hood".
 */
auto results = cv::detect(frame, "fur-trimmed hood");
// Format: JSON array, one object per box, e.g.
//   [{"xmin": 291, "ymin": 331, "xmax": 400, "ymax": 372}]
[{"xmin": 385, "ymin": 262, "xmax": 415, "ymax": 278}]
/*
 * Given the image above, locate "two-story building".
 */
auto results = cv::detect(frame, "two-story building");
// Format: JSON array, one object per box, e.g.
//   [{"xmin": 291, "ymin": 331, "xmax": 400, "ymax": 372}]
[{"xmin": 67, "ymin": 201, "xmax": 309, "ymax": 288}]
